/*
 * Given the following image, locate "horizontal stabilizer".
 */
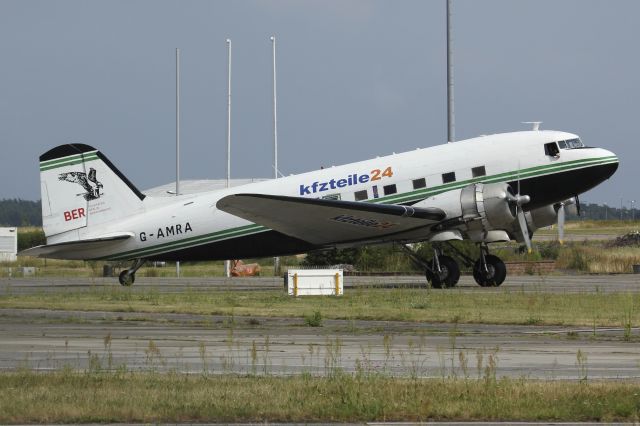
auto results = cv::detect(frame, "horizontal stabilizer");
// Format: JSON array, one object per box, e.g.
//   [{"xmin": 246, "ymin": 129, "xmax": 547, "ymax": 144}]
[
  {"xmin": 217, "ymin": 194, "xmax": 445, "ymax": 246},
  {"xmin": 19, "ymin": 232, "xmax": 134, "ymax": 259}
]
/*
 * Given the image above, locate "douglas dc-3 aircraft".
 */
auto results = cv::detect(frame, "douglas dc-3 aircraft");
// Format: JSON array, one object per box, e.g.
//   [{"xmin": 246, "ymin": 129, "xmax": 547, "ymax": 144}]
[{"xmin": 21, "ymin": 129, "xmax": 618, "ymax": 287}]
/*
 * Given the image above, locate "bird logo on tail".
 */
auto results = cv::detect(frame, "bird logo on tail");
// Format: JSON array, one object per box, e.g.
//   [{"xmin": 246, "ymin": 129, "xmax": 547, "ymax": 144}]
[{"xmin": 58, "ymin": 168, "xmax": 103, "ymax": 200}]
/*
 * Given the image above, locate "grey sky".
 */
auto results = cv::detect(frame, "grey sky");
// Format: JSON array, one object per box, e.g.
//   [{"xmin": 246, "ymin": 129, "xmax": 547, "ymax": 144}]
[{"xmin": 0, "ymin": 0, "xmax": 637, "ymax": 207}]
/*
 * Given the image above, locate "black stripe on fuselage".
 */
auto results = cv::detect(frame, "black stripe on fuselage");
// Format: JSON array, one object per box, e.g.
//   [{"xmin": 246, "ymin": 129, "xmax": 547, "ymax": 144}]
[
  {"xmin": 146, "ymin": 230, "xmax": 315, "ymax": 262},
  {"xmin": 509, "ymin": 162, "xmax": 618, "ymax": 210}
]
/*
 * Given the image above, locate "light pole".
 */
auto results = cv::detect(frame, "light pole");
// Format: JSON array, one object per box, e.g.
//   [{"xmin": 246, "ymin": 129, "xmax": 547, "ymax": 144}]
[
  {"xmin": 271, "ymin": 35, "xmax": 280, "ymax": 277},
  {"xmin": 446, "ymin": 0, "xmax": 455, "ymax": 143},
  {"xmin": 176, "ymin": 47, "xmax": 181, "ymax": 278},
  {"xmin": 631, "ymin": 200, "xmax": 636, "ymax": 221},
  {"xmin": 224, "ymin": 38, "xmax": 232, "ymax": 278},
  {"xmin": 621, "ymin": 197, "xmax": 624, "ymax": 220}
]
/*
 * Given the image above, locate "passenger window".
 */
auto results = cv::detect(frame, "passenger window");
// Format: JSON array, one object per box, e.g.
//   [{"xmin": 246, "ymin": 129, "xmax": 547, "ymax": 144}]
[
  {"xmin": 372, "ymin": 185, "xmax": 379, "ymax": 199},
  {"xmin": 354, "ymin": 190, "xmax": 368, "ymax": 201},
  {"xmin": 544, "ymin": 142, "xmax": 560, "ymax": 157},
  {"xmin": 472, "ymin": 166, "xmax": 486, "ymax": 178},
  {"xmin": 383, "ymin": 184, "xmax": 397, "ymax": 195},
  {"xmin": 442, "ymin": 172, "xmax": 456, "ymax": 184},
  {"xmin": 412, "ymin": 178, "xmax": 426, "ymax": 189}
]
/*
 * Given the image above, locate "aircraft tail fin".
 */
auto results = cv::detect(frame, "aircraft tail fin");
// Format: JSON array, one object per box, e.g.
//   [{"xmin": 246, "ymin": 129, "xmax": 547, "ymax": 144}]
[{"xmin": 39, "ymin": 144, "xmax": 145, "ymax": 238}]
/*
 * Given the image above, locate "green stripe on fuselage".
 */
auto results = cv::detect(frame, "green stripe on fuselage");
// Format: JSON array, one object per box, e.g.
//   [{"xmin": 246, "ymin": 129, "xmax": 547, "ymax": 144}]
[
  {"xmin": 102, "ymin": 224, "xmax": 268, "ymax": 260},
  {"xmin": 101, "ymin": 156, "xmax": 618, "ymax": 260}
]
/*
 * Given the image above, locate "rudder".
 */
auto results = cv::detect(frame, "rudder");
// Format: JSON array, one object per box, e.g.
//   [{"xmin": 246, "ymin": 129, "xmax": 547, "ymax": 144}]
[{"xmin": 39, "ymin": 144, "xmax": 145, "ymax": 238}]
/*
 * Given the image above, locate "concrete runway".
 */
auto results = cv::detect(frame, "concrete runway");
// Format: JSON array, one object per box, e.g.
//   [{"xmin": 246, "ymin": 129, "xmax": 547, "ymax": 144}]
[
  {"xmin": 2, "ymin": 273, "xmax": 639, "ymax": 294},
  {"xmin": 1, "ymin": 274, "xmax": 640, "ymax": 380}
]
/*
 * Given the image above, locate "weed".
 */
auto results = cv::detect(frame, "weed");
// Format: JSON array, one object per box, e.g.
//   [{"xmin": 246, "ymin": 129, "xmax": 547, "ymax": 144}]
[
  {"xmin": 198, "ymin": 342, "xmax": 207, "ymax": 374},
  {"xmin": 304, "ymin": 311, "xmax": 323, "ymax": 327},
  {"xmin": 576, "ymin": 349, "xmax": 588, "ymax": 382},
  {"xmin": 622, "ymin": 311, "xmax": 633, "ymax": 342}
]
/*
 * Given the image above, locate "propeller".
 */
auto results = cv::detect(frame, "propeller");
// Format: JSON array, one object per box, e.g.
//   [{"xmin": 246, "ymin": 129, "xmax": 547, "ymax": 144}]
[
  {"xmin": 557, "ymin": 202, "xmax": 566, "ymax": 244},
  {"xmin": 557, "ymin": 196, "xmax": 579, "ymax": 244},
  {"xmin": 508, "ymin": 168, "xmax": 532, "ymax": 253},
  {"xmin": 513, "ymin": 194, "xmax": 532, "ymax": 253}
]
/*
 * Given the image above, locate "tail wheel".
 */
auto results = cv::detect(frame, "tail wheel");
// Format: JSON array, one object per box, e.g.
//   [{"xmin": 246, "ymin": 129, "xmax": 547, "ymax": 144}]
[
  {"xmin": 428, "ymin": 255, "xmax": 460, "ymax": 289},
  {"xmin": 473, "ymin": 254, "xmax": 506, "ymax": 287}
]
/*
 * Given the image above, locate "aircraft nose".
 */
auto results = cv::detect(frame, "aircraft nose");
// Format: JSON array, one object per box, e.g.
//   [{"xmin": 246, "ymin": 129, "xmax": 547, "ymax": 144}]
[{"xmin": 594, "ymin": 147, "xmax": 619, "ymax": 181}]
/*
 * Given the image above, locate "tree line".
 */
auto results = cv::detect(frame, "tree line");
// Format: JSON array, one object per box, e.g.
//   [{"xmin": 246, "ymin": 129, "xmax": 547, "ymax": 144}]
[{"xmin": 0, "ymin": 199, "xmax": 41, "ymax": 227}]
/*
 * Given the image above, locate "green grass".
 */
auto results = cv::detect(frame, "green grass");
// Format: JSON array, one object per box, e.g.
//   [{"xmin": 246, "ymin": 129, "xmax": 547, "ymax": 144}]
[
  {"xmin": 535, "ymin": 219, "xmax": 639, "ymax": 235},
  {"xmin": 1, "ymin": 287, "xmax": 640, "ymax": 327},
  {"xmin": 0, "ymin": 258, "xmax": 295, "ymax": 278},
  {"xmin": 1, "ymin": 370, "xmax": 639, "ymax": 423}
]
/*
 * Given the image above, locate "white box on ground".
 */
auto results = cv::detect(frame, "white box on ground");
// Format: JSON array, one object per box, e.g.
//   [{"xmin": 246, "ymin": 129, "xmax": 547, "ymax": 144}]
[
  {"xmin": 286, "ymin": 269, "xmax": 343, "ymax": 296},
  {"xmin": 0, "ymin": 227, "xmax": 18, "ymax": 262}
]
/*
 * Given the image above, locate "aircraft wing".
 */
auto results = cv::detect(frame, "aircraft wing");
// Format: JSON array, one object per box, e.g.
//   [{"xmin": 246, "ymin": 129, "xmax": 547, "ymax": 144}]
[
  {"xmin": 19, "ymin": 232, "xmax": 134, "ymax": 259},
  {"xmin": 217, "ymin": 193, "xmax": 445, "ymax": 245}
]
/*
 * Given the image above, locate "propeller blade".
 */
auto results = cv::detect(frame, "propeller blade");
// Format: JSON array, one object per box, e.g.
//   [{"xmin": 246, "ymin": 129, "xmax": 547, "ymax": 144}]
[
  {"xmin": 575, "ymin": 195, "xmax": 581, "ymax": 216},
  {"xmin": 557, "ymin": 203, "xmax": 565, "ymax": 245},
  {"xmin": 516, "ymin": 206, "xmax": 532, "ymax": 253}
]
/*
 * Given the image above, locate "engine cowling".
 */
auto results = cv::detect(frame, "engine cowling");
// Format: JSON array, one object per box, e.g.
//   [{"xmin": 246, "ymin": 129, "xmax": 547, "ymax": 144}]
[
  {"xmin": 418, "ymin": 182, "xmax": 524, "ymax": 243},
  {"xmin": 460, "ymin": 182, "xmax": 517, "ymax": 231},
  {"xmin": 507, "ymin": 203, "xmax": 567, "ymax": 243}
]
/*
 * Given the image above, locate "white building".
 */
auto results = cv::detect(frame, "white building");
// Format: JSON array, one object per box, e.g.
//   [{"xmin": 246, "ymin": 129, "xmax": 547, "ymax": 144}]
[{"xmin": 0, "ymin": 227, "xmax": 18, "ymax": 262}]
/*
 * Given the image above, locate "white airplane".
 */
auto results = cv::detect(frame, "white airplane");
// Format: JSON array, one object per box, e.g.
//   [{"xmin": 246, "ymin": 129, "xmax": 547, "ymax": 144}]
[{"xmin": 22, "ymin": 129, "xmax": 618, "ymax": 287}]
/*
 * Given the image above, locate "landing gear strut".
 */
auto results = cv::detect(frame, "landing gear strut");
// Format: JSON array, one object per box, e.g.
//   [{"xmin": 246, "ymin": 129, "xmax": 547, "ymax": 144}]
[
  {"xmin": 401, "ymin": 244, "xmax": 460, "ymax": 288},
  {"xmin": 473, "ymin": 245, "xmax": 506, "ymax": 287},
  {"xmin": 118, "ymin": 259, "xmax": 146, "ymax": 286}
]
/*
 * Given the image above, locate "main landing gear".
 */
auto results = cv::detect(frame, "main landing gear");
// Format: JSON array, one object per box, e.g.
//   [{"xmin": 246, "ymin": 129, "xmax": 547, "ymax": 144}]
[
  {"xmin": 401, "ymin": 242, "xmax": 507, "ymax": 288},
  {"xmin": 118, "ymin": 259, "xmax": 146, "ymax": 286},
  {"xmin": 472, "ymin": 244, "xmax": 506, "ymax": 287},
  {"xmin": 401, "ymin": 244, "xmax": 460, "ymax": 288}
]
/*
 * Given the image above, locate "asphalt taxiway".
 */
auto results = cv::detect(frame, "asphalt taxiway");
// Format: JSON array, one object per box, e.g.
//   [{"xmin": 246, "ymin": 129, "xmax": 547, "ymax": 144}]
[
  {"xmin": 1, "ymin": 273, "xmax": 639, "ymax": 294},
  {"xmin": 1, "ymin": 274, "xmax": 639, "ymax": 380}
]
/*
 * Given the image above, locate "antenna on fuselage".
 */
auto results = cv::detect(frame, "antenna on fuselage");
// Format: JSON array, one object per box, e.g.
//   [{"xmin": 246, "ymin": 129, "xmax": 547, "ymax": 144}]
[{"xmin": 522, "ymin": 121, "xmax": 542, "ymax": 131}]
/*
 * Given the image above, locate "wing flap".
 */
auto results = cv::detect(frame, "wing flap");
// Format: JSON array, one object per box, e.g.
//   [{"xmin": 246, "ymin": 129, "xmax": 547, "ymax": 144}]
[
  {"xmin": 217, "ymin": 194, "xmax": 445, "ymax": 245},
  {"xmin": 19, "ymin": 232, "xmax": 134, "ymax": 259}
]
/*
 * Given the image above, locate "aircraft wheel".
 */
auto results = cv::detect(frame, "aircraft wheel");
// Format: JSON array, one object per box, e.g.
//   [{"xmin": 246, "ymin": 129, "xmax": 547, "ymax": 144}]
[
  {"xmin": 473, "ymin": 255, "xmax": 506, "ymax": 287},
  {"xmin": 119, "ymin": 270, "xmax": 135, "ymax": 286},
  {"xmin": 428, "ymin": 255, "xmax": 460, "ymax": 289},
  {"xmin": 425, "ymin": 269, "xmax": 440, "ymax": 288}
]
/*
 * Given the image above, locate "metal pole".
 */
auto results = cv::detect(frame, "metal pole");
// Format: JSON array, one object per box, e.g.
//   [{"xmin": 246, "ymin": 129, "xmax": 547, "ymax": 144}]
[
  {"xmin": 226, "ymin": 39, "xmax": 232, "ymax": 188},
  {"xmin": 271, "ymin": 35, "xmax": 281, "ymax": 277},
  {"xmin": 446, "ymin": 0, "xmax": 455, "ymax": 143},
  {"xmin": 224, "ymin": 39, "xmax": 232, "ymax": 278},
  {"xmin": 621, "ymin": 197, "xmax": 624, "ymax": 220},
  {"xmin": 176, "ymin": 47, "xmax": 181, "ymax": 278},
  {"xmin": 271, "ymin": 36, "xmax": 278, "ymax": 179}
]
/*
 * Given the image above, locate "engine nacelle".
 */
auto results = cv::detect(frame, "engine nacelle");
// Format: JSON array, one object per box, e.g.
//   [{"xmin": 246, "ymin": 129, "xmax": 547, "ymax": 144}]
[
  {"xmin": 527, "ymin": 204, "xmax": 558, "ymax": 231},
  {"xmin": 422, "ymin": 182, "xmax": 518, "ymax": 243},
  {"xmin": 460, "ymin": 182, "xmax": 517, "ymax": 231},
  {"xmin": 509, "ymin": 203, "xmax": 561, "ymax": 244}
]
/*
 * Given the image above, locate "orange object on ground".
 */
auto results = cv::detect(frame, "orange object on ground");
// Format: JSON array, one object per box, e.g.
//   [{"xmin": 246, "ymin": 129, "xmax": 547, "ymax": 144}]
[{"xmin": 230, "ymin": 259, "xmax": 261, "ymax": 277}]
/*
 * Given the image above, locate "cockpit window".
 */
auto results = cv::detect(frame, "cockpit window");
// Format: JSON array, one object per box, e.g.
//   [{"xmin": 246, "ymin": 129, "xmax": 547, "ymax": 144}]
[
  {"xmin": 557, "ymin": 138, "xmax": 584, "ymax": 150},
  {"xmin": 544, "ymin": 142, "xmax": 560, "ymax": 157}
]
